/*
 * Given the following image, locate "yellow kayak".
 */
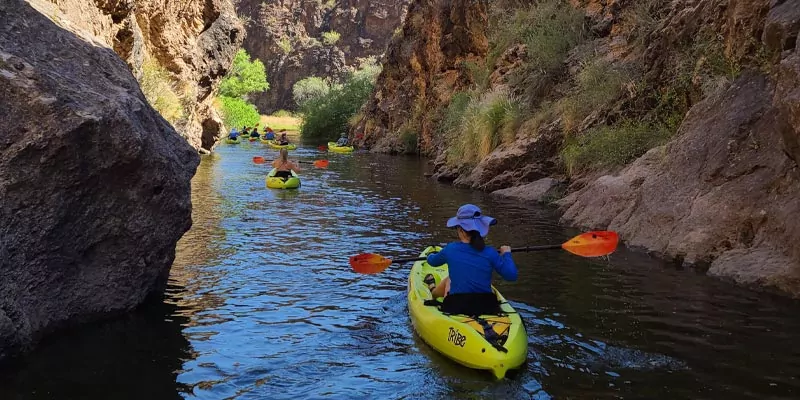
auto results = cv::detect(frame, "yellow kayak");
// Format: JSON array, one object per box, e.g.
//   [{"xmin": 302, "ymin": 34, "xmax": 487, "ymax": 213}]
[
  {"xmin": 328, "ymin": 142, "xmax": 354, "ymax": 153},
  {"xmin": 407, "ymin": 246, "xmax": 527, "ymax": 379},
  {"xmin": 265, "ymin": 168, "xmax": 300, "ymax": 189},
  {"xmin": 267, "ymin": 140, "xmax": 297, "ymax": 150},
  {"xmin": 225, "ymin": 137, "xmax": 240, "ymax": 144}
]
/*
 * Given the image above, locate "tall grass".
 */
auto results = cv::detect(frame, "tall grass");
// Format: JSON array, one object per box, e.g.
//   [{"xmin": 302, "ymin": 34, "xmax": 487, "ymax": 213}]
[
  {"xmin": 139, "ymin": 60, "xmax": 184, "ymax": 124},
  {"xmin": 445, "ymin": 88, "xmax": 522, "ymax": 167},
  {"xmin": 506, "ymin": 1, "xmax": 586, "ymax": 105},
  {"xmin": 560, "ymin": 59, "xmax": 626, "ymax": 132}
]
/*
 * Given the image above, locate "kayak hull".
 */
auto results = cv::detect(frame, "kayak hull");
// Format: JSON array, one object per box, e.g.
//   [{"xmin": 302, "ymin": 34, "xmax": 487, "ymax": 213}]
[
  {"xmin": 327, "ymin": 142, "xmax": 354, "ymax": 153},
  {"xmin": 266, "ymin": 168, "xmax": 301, "ymax": 189},
  {"xmin": 225, "ymin": 138, "xmax": 240, "ymax": 144},
  {"xmin": 407, "ymin": 246, "xmax": 527, "ymax": 379},
  {"xmin": 267, "ymin": 141, "xmax": 297, "ymax": 150}
]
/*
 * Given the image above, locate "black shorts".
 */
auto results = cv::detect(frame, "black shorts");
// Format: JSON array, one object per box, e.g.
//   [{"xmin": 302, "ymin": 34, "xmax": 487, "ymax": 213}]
[
  {"xmin": 273, "ymin": 170, "xmax": 292, "ymax": 179},
  {"xmin": 441, "ymin": 293, "xmax": 502, "ymax": 316}
]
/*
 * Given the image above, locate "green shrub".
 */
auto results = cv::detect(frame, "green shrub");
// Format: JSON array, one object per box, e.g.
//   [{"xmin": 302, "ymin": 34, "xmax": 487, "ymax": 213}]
[
  {"xmin": 321, "ymin": 31, "xmax": 341, "ymax": 46},
  {"xmin": 278, "ymin": 37, "xmax": 293, "ymax": 54},
  {"xmin": 400, "ymin": 128, "xmax": 418, "ymax": 154},
  {"xmin": 508, "ymin": 1, "xmax": 586, "ymax": 105},
  {"xmin": 217, "ymin": 96, "xmax": 260, "ymax": 130},
  {"xmin": 560, "ymin": 59, "xmax": 626, "ymax": 131},
  {"xmin": 561, "ymin": 120, "xmax": 672, "ymax": 175},
  {"xmin": 139, "ymin": 60, "xmax": 184, "ymax": 125},
  {"xmin": 292, "ymin": 76, "xmax": 332, "ymax": 107},
  {"xmin": 219, "ymin": 49, "xmax": 268, "ymax": 98},
  {"xmin": 445, "ymin": 88, "xmax": 521, "ymax": 167},
  {"xmin": 300, "ymin": 61, "xmax": 381, "ymax": 143}
]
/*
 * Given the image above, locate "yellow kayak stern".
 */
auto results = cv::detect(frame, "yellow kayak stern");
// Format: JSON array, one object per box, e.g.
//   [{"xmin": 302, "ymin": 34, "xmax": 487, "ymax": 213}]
[{"xmin": 407, "ymin": 246, "xmax": 528, "ymax": 379}]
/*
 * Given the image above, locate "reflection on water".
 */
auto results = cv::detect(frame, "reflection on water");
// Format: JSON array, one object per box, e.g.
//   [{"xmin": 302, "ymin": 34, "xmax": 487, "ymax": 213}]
[{"xmin": 1, "ymin": 143, "xmax": 799, "ymax": 399}]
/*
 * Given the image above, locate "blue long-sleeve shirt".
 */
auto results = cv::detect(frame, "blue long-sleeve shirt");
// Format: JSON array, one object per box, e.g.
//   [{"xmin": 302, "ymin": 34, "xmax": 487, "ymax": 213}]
[{"xmin": 426, "ymin": 242, "xmax": 518, "ymax": 294}]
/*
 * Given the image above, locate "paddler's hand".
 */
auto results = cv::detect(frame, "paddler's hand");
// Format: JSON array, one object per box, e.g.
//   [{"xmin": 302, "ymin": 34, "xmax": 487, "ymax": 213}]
[{"xmin": 499, "ymin": 246, "xmax": 511, "ymax": 255}]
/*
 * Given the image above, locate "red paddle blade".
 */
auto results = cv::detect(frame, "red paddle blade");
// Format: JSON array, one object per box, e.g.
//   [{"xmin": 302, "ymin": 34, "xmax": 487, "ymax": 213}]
[
  {"xmin": 314, "ymin": 160, "xmax": 329, "ymax": 168},
  {"xmin": 253, "ymin": 156, "xmax": 265, "ymax": 164},
  {"xmin": 561, "ymin": 231, "xmax": 619, "ymax": 257},
  {"xmin": 349, "ymin": 253, "xmax": 392, "ymax": 274}
]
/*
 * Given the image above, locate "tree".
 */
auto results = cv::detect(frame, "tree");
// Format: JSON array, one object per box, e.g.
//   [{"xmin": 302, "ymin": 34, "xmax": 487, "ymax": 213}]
[
  {"xmin": 219, "ymin": 49, "xmax": 269, "ymax": 98},
  {"xmin": 292, "ymin": 76, "xmax": 333, "ymax": 107}
]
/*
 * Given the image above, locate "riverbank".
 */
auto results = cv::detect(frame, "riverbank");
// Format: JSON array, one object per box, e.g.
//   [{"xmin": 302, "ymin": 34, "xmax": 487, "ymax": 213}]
[
  {"xmin": 3, "ymin": 148, "xmax": 800, "ymax": 398},
  {"xmin": 352, "ymin": 0, "xmax": 800, "ymax": 298}
]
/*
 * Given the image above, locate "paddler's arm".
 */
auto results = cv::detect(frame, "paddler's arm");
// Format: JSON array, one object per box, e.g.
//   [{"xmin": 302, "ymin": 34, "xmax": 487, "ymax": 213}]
[
  {"xmin": 493, "ymin": 246, "xmax": 518, "ymax": 281},
  {"xmin": 426, "ymin": 245, "xmax": 447, "ymax": 266}
]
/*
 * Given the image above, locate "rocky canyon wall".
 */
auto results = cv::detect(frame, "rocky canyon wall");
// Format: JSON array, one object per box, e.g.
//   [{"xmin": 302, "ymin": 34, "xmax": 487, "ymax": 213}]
[
  {"xmin": 355, "ymin": 0, "xmax": 800, "ymax": 297},
  {"xmin": 27, "ymin": 0, "xmax": 244, "ymax": 150},
  {"xmin": 1, "ymin": 0, "xmax": 200, "ymax": 360},
  {"xmin": 237, "ymin": 0, "xmax": 410, "ymax": 113}
]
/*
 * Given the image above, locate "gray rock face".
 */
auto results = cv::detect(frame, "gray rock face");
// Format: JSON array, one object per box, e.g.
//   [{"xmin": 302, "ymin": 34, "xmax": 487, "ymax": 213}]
[
  {"xmin": 0, "ymin": 0, "xmax": 198, "ymax": 360},
  {"xmin": 558, "ymin": 74, "xmax": 800, "ymax": 297},
  {"xmin": 491, "ymin": 178, "xmax": 561, "ymax": 203},
  {"xmin": 238, "ymin": 0, "xmax": 410, "ymax": 113}
]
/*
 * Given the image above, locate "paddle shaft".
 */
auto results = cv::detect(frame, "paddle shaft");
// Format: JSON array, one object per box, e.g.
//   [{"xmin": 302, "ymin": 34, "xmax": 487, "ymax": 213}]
[{"xmin": 389, "ymin": 244, "xmax": 562, "ymax": 264}]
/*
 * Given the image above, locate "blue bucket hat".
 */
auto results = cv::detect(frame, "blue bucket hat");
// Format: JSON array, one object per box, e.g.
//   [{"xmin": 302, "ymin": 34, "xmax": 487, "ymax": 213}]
[{"xmin": 446, "ymin": 204, "xmax": 497, "ymax": 237}]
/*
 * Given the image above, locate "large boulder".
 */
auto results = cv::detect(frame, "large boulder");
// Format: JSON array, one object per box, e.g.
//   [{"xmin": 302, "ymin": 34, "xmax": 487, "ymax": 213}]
[
  {"xmin": 558, "ymin": 73, "xmax": 800, "ymax": 297},
  {"xmin": 0, "ymin": 0, "xmax": 198, "ymax": 360}
]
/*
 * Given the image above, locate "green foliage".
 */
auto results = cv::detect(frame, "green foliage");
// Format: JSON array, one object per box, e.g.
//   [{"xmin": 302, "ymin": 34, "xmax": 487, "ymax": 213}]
[
  {"xmin": 504, "ymin": 1, "xmax": 586, "ymax": 105},
  {"xmin": 400, "ymin": 128, "xmax": 418, "ymax": 154},
  {"xmin": 293, "ymin": 76, "xmax": 332, "ymax": 107},
  {"xmin": 438, "ymin": 92, "xmax": 471, "ymax": 140},
  {"xmin": 464, "ymin": 60, "xmax": 491, "ymax": 91},
  {"xmin": 561, "ymin": 120, "xmax": 673, "ymax": 175},
  {"xmin": 139, "ymin": 60, "xmax": 184, "ymax": 124},
  {"xmin": 217, "ymin": 96, "xmax": 260, "ymax": 130},
  {"xmin": 219, "ymin": 49, "xmax": 268, "ymax": 98},
  {"xmin": 277, "ymin": 37, "xmax": 293, "ymax": 54},
  {"xmin": 321, "ymin": 31, "xmax": 341, "ymax": 46},
  {"xmin": 299, "ymin": 61, "xmax": 381, "ymax": 143},
  {"xmin": 445, "ymin": 88, "xmax": 521, "ymax": 167},
  {"xmin": 560, "ymin": 60, "xmax": 626, "ymax": 132}
]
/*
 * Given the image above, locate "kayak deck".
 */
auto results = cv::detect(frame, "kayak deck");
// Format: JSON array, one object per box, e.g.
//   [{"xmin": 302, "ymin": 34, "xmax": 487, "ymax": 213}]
[
  {"xmin": 327, "ymin": 142, "xmax": 354, "ymax": 153},
  {"xmin": 266, "ymin": 168, "xmax": 301, "ymax": 189},
  {"xmin": 407, "ymin": 246, "xmax": 527, "ymax": 379}
]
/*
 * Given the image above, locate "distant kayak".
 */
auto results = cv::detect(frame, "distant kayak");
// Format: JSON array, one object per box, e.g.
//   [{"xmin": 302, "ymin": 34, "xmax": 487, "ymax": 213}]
[
  {"xmin": 267, "ymin": 140, "xmax": 297, "ymax": 150},
  {"xmin": 407, "ymin": 246, "xmax": 527, "ymax": 379},
  {"xmin": 266, "ymin": 168, "xmax": 300, "ymax": 189},
  {"xmin": 225, "ymin": 137, "xmax": 240, "ymax": 144},
  {"xmin": 327, "ymin": 142, "xmax": 354, "ymax": 153}
]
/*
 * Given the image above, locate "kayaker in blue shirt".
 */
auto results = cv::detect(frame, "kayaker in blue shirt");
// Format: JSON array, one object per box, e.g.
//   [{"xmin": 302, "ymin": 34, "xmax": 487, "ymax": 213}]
[
  {"xmin": 250, "ymin": 128, "xmax": 260, "ymax": 138},
  {"xmin": 265, "ymin": 127, "xmax": 275, "ymax": 140},
  {"xmin": 228, "ymin": 127, "xmax": 239, "ymax": 140},
  {"xmin": 426, "ymin": 204, "xmax": 517, "ymax": 315}
]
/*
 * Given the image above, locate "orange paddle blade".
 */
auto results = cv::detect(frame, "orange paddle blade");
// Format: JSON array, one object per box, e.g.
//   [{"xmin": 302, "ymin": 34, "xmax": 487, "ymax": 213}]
[
  {"xmin": 253, "ymin": 156, "xmax": 265, "ymax": 164},
  {"xmin": 561, "ymin": 231, "xmax": 619, "ymax": 257},
  {"xmin": 349, "ymin": 253, "xmax": 392, "ymax": 274},
  {"xmin": 314, "ymin": 160, "xmax": 329, "ymax": 168}
]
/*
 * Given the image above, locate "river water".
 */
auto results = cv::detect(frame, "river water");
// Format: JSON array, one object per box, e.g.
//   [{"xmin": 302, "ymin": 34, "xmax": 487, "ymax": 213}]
[{"xmin": 2, "ymin": 143, "xmax": 799, "ymax": 399}]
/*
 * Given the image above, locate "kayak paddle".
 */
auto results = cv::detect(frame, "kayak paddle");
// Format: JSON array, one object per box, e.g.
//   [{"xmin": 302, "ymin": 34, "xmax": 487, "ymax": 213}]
[
  {"xmin": 253, "ymin": 156, "xmax": 329, "ymax": 168},
  {"xmin": 349, "ymin": 231, "xmax": 619, "ymax": 274}
]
